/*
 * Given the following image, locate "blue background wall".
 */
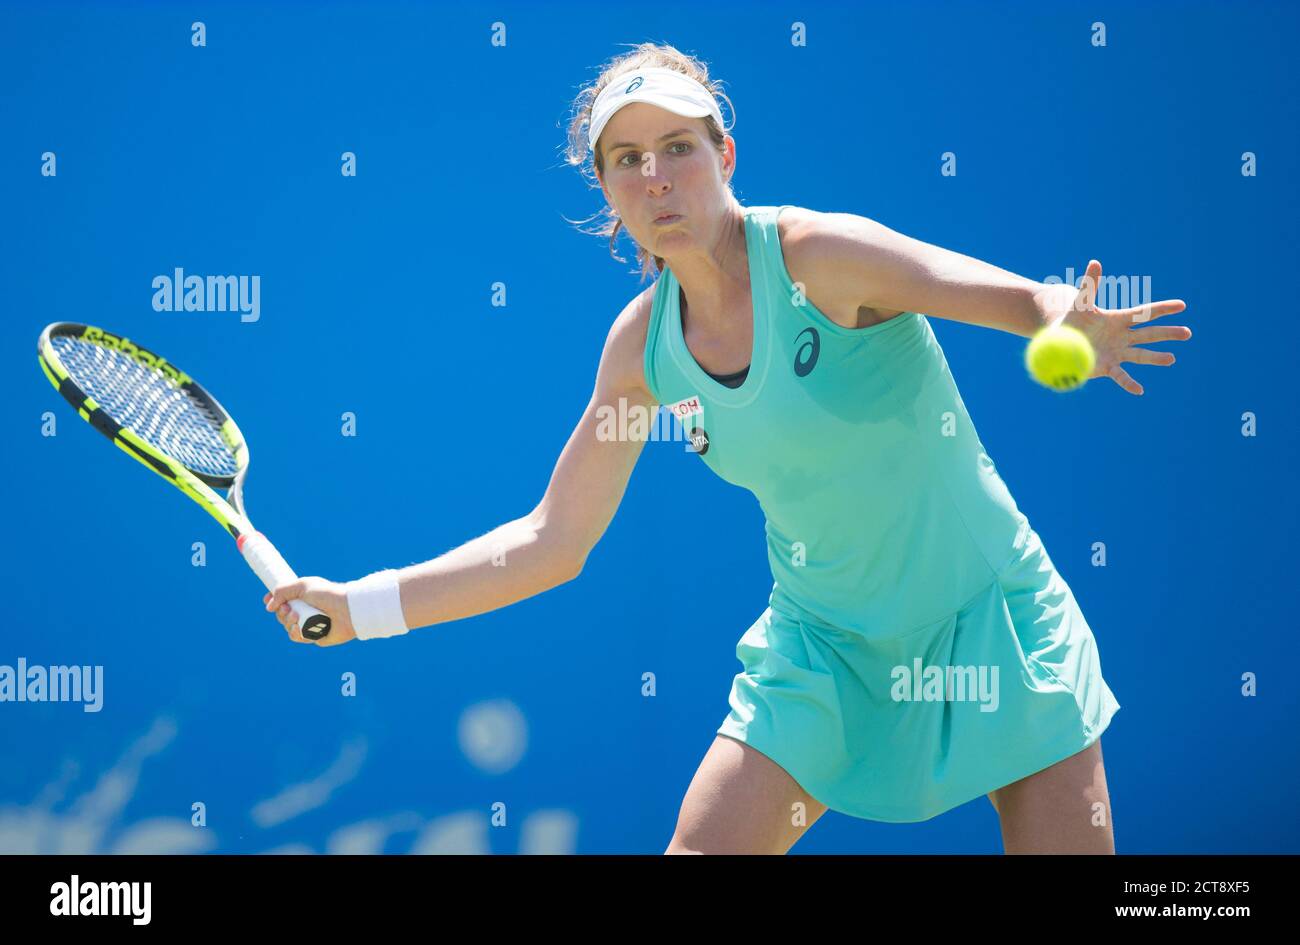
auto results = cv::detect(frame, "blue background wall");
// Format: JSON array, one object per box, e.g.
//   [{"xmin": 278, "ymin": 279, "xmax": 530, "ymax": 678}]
[{"xmin": 1, "ymin": 0, "xmax": 1295, "ymax": 853}]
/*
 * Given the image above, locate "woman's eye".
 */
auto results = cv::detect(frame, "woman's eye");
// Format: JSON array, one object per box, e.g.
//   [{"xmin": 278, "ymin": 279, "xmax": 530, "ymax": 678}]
[{"xmin": 617, "ymin": 142, "xmax": 689, "ymax": 167}]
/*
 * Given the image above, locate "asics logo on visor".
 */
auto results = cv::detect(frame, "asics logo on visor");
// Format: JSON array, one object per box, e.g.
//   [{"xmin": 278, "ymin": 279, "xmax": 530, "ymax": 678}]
[{"xmin": 625, "ymin": 76, "xmax": 644, "ymax": 94}]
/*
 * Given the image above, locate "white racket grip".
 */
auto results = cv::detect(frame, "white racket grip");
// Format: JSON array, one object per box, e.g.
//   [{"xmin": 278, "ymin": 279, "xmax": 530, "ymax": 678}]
[{"xmin": 237, "ymin": 531, "xmax": 332, "ymax": 640}]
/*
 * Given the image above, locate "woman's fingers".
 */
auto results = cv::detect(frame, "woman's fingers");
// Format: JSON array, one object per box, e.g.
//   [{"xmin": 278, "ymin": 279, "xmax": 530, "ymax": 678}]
[
  {"xmin": 283, "ymin": 610, "xmax": 302, "ymax": 642},
  {"xmin": 1121, "ymin": 346, "xmax": 1176, "ymax": 366},
  {"xmin": 265, "ymin": 579, "xmax": 307, "ymax": 614},
  {"xmin": 269, "ymin": 600, "xmax": 294, "ymax": 633},
  {"xmin": 266, "ymin": 580, "xmax": 345, "ymax": 646},
  {"xmin": 1108, "ymin": 364, "xmax": 1143, "ymax": 396},
  {"xmin": 1077, "ymin": 260, "xmax": 1103, "ymax": 310},
  {"xmin": 278, "ymin": 603, "xmax": 302, "ymax": 639},
  {"xmin": 1128, "ymin": 324, "xmax": 1192, "ymax": 345},
  {"xmin": 261, "ymin": 591, "xmax": 314, "ymax": 644},
  {"xmin": 1120, "ymin": 299, "xmax": 1186, "ymax": 323}
]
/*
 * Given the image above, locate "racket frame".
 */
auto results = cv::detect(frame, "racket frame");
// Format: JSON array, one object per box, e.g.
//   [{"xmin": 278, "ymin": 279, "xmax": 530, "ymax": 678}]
[{"xmin": 37, "ymin": 322, "xmax": 331, "ymax": 640}]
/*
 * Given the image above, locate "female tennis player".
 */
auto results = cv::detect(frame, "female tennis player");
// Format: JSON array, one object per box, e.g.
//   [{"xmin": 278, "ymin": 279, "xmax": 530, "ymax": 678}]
[{"xmin": 264, "ymin": 44, "xmax": 1190, "ymax": 854}]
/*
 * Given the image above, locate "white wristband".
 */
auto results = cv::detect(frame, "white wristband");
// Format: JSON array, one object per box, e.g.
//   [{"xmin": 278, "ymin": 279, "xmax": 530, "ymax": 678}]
[{"xmin": 346, "ymin": 570, "xmax": 409, "ymax": 640}]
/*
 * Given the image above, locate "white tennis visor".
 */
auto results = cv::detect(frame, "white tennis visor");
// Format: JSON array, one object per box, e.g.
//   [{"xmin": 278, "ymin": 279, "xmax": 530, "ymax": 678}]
[{"xmin": 587, "ymin": 67, "xmax": 725, "ymax": 155}]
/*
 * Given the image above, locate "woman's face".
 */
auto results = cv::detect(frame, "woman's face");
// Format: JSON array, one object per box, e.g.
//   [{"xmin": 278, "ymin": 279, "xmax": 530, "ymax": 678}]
[{"xmin": 596, "ymin": 101, "xmax": 735, "ymax": 257}]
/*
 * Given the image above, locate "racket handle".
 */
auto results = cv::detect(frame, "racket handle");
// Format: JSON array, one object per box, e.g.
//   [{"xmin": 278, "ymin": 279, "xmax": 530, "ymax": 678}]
[{"xmin": 237, "ymin": 532, "xmax": 332, "ymax": 640}]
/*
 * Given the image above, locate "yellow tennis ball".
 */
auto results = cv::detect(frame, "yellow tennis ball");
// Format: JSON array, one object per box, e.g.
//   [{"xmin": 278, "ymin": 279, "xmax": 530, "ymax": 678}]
[{"xmin": 1025, "ymin": 324, "xmax": 1095, "ymax": 392}]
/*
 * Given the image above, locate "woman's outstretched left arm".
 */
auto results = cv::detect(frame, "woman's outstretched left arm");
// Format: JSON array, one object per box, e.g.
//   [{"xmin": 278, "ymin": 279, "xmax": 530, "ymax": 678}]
[{"xmin": 783, "ymin": 210, "xmax": 1192, "ymax": 395}]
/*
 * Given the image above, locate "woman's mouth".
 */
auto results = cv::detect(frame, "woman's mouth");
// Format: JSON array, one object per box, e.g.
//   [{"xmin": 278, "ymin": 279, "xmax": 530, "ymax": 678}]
[{"xmin": 654, "ymin": 213, "xmax": 682, "ymax": 225}]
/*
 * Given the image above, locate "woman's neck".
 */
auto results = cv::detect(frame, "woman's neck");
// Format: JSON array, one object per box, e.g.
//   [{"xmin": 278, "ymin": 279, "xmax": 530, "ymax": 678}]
[{"xmin": 667, "ymin": 204, "xmax": 750, "ymax": 333}]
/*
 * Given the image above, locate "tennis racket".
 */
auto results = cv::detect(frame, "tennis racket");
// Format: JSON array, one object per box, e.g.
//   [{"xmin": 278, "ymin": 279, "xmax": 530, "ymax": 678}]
[{"xmin": 37, "ymin": 322, "xmax": 331, "ymax": 640}]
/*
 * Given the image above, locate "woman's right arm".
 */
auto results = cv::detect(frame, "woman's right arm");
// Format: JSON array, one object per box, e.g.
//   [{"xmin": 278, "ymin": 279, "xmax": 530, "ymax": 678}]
[
  {"xmin": 382, "ymin": 289, "xmax": 658, "ymax": 630},
  {"xmin": 266, "ymin": 290, "xmax": 657, "ymax": 640}
]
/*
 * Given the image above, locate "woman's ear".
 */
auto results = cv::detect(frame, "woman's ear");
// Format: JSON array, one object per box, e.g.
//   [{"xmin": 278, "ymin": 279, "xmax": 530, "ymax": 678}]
[{"xmin": 721, "ymin": 135, "xmax": 737, "ymax": 183}]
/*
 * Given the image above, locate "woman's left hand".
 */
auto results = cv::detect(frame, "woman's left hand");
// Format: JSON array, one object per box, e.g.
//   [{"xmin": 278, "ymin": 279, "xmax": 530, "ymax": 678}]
[{"xmin": 1048, "ymin": 259, "xmax": 1192, "ymax": 396}]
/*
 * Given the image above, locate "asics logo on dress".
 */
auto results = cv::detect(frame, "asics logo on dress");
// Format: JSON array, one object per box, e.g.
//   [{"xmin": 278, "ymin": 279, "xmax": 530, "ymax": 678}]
[{"xmin": 793, "ymin": 326, "xmax": 820, "ymax": 377}]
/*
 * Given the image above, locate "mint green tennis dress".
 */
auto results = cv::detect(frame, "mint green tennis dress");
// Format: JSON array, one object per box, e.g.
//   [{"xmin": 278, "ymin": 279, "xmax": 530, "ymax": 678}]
[{"xmin": 642, "ymin": 204, "xmax": 1119, "ymax": 823}]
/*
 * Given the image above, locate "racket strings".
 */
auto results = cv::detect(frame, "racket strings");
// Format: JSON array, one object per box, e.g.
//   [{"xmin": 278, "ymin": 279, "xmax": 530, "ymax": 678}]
[{"xmin": 52, "ymin": 336, "xmax": 239, "ymax": 479}]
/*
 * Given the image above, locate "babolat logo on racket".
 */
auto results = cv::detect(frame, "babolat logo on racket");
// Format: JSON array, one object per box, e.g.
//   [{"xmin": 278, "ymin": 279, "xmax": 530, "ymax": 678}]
[
  {"xmin": 81, "ymin": 326, "xmax": 193, "ymax": 387},
  {"xmin": 665, "ymin": 394, "xmax": 703, "ymax": 420}
]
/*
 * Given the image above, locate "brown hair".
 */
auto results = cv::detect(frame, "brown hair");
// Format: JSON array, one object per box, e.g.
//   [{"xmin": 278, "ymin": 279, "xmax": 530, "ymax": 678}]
[{"xmin": 563, "ymin": 42, "xmax": 736, "ymax": 282}]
